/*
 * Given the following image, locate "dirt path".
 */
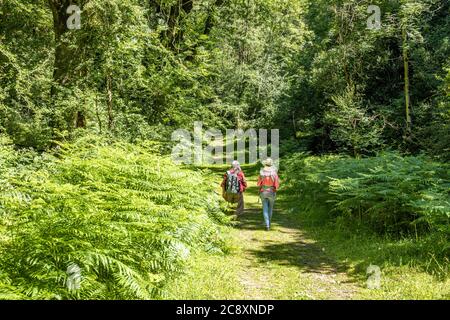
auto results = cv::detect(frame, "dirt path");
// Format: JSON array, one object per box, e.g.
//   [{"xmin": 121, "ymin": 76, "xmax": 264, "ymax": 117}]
[{"xmin": 228, "ymin": 176, "xmax": 361, "ymax": 300}]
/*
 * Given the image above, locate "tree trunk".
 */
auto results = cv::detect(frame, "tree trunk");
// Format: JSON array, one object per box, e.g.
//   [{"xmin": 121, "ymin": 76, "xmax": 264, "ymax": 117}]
[
  {"xmin": 158, "ymin": 0, "xmax": 194, "ymax": 51},
  {"xmin": 48, "ymin": 0, "xmax": 74, "ymax": 90},
  {"xmin": 47, "ymin": 0, "xmax": 86, "ymax": 128},
  {"xmin": 402, "ymin": 25, "xmax": 412, "ymax": 137},
  {"xmin": 95, "ymin": 93, "xmax": 102, "ymax": 133},
  {"xmin": 106, "ymin": 73, "xmax": 114, "ymax": 130}
]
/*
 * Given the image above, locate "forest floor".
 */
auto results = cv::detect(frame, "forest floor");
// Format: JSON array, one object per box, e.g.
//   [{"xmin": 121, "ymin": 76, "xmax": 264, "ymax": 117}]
[{"xmin": 167, "ymin": 165, "xmax": 449, "ymax": 300}]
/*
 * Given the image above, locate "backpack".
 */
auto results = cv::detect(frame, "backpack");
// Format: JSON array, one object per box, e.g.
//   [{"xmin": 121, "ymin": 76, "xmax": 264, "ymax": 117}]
[
  {"xmin": 260, "ymin": 174, "xmax": 275, "ymax": 199},
  {"xmin": 226, "ymin": 170, "xmax": 241, "ymax": 194}
]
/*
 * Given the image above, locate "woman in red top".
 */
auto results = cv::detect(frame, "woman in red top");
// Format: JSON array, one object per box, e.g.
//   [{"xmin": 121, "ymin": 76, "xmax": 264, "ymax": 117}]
[{"xmin": 257, "ymin": 158, "xmax": 280, "ymax": 231}]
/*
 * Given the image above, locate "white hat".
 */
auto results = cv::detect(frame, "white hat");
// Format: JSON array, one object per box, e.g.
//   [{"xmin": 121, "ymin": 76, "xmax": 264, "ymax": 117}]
[{"xmin": 262, "ymin": 158, "xmax": 273, "ymax": 167}]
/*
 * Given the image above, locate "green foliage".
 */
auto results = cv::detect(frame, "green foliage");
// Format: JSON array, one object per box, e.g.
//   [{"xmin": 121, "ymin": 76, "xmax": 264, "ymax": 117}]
[
  {"xmin": 208, "ymin": 0, "xmax": 307, "ymax": 129},
  {"xmin": 416, "ymin": 66, "xmax": 450, "ymax": 161},
  {"xmin": 0, "ymin": 136, "xmax": 229, "ymax": 299},
  {"xmin": 282, "ymin": 0, "xmax": 450, "ymax": 156},
  {"xmin": 324, "ymin": 88, "xmax": 385, "ymax": 156},
  {"xmin": 1, "ymin": 0, "xmax": 448, "ymax": 156},
  {"xmin": 283, "ymin": 152, "xmax": 450, "ymax": 237}
]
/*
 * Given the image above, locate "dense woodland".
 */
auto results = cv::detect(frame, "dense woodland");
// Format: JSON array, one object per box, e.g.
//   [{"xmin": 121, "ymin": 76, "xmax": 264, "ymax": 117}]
[{"xmin": 0, "ymin": 0, "xmax": 449, "ymax": 299}]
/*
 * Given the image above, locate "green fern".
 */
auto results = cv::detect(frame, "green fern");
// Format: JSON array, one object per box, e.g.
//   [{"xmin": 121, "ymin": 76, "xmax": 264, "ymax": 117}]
[
  {"xmin": 0, "ymin": 135, "xmax": 230, "ymax": 299},
  {"xmin": 284, "ymin": 152, "xmax": 450, "ymax": 236}
]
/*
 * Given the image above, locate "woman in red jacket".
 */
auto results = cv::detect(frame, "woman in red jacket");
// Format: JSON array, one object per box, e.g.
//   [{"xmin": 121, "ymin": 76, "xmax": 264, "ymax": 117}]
[
  {"xmin": 221, "ymin": 161, "xmax": 247, "ymax": 215},
  {"xmin": 257, "ymin": 158, "xmax": 280, "ymax": 231}
]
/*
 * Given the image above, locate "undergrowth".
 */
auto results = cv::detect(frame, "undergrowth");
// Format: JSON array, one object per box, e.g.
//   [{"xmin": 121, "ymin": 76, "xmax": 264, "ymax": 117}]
[
  {"xmin": 0, "ymin": 135, "xmax": 230, "ymax": 299},
  {"xmin": 282, "ymin": 152, "xmax": 450, "ymax": 280}
]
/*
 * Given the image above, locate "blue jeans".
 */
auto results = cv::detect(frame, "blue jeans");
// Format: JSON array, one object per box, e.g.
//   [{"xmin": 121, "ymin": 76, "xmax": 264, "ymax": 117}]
[{"xmin": 261, "ymin": 193, "xmax": 276, "ymax": 228}]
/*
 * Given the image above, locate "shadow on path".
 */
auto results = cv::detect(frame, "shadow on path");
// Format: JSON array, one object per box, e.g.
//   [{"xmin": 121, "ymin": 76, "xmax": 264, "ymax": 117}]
[{"xmin": 237, "ymin": 185, "xmax": 352, "ymax": 278}]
